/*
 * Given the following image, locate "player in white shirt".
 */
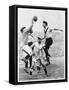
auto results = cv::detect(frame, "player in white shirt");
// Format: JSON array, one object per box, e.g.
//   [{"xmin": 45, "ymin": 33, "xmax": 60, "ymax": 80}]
[
  {"xmin": 21, "ymin": 42, "xmax": 34, "ymax": 75},
  {"xmin": 31, "ymin": 37, "xmax": 48, "ymax": 75},
  {"xmin": 20, "ymin": 16, "xmax": 38, "ymax": 47}
]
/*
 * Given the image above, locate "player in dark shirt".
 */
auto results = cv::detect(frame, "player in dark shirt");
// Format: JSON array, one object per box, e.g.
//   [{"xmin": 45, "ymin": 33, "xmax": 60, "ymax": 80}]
[{"xmin": 43, "ymin": 21, "xmax": 53, "ymax": 65}]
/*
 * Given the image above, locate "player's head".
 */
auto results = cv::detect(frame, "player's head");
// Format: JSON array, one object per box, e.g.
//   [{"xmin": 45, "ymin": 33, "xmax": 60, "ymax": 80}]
[
  {"xmin": 32, "ymin": 16, "xmax": 38, "ymax": 24},
  {"xmin": 28, "ymin": 42, "xmax": 33, "ymax": 46},
  {"xmin": 43, "ymin": 21, "xmax": 48, "ymax": 28},
  {"xmin": 33, "ymin": 16, "xmax": 38, "ymax": 22},
  {"xmin": 20, "ymin": 27, "xmax": 26, "ymax": 33}
]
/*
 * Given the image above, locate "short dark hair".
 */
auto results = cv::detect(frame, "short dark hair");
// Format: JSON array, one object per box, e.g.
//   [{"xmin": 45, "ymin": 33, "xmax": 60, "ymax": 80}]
[
  {"xmin": 43, "ymin": 21, "xmax": 48, "ymax": 26},
  {"xmin": 20, "ymin": 27, "xmax": 26, "ymax": 32},
  {"xmin": 33, "ymin": 16, "xmax": 38, "ymax": 22},
  {"xmin": 37, "ymin": 37, "xmax": 42, "ymax": 40},
  {"xmin": 28, "ymin": 42, "xmax": 33, "ymax": 46}
]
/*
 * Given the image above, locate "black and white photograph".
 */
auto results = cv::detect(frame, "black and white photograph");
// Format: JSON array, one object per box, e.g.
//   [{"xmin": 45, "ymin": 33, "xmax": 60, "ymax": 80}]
[{"xmin": 17, "ymin": 6, "xmax": 67, "ymax": 83}]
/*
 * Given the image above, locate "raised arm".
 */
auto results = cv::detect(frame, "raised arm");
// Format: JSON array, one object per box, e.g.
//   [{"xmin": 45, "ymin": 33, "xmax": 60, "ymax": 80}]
[
  {"xmin": 48, "ymin": 28, "xmax": 63, "ymax": 33},
  {"xmin": 26, "ymin": 16, "xmax": 38, "ymax": 33}
]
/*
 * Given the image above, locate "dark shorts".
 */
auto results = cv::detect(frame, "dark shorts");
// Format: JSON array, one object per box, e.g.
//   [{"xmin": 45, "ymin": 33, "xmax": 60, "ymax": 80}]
[{"xmin": 45, "ymin": 37, "xmax": 53, "ymax": 49}]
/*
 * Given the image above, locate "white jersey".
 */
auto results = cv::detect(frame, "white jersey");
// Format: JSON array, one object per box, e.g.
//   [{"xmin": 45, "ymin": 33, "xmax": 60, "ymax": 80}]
[
  {"xmin": 20, "ymin": 45, "xmax": 32, "ymax": 60},
  {"xmin": 22, "ymin": 45, "xmax": 32, "ymax": 55},
  {"xmin": 33, "ymin": 42, "xmax": 44, "ymax": 50},
  {"xmin": 32, "ymin": 42, "xmax": 45, "ymax": 59},
  {"xmin": 44, "ymin": 26, "xmax": 52, "ymax": 38},
  {"xmin": 27, "ymin": 34, "xmax": 34, "ymax": 43}
]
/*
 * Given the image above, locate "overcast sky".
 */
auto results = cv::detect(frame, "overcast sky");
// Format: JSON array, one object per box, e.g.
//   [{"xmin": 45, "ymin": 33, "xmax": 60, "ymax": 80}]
[{"xmin": 18, "ymin": 8, "xmax": 65, "ymax": 38}]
